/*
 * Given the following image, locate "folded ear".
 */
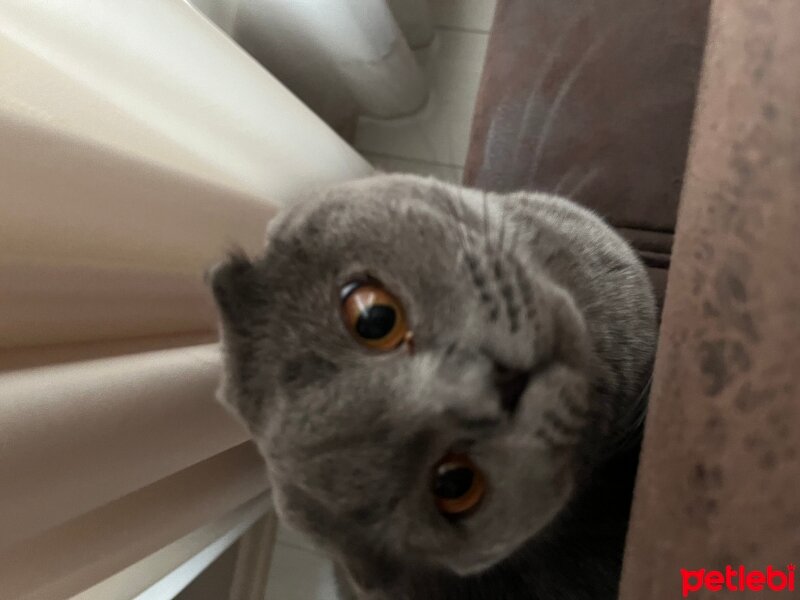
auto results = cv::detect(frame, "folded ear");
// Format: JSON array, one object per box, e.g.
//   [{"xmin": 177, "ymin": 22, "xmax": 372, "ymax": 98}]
[
  {"xmin": 207, "ymin": 249, "xmax": 258, "ymax": 334},
  {"xmin": 207, "ymin": 250, "xmax": 268, "ymax": 428}
]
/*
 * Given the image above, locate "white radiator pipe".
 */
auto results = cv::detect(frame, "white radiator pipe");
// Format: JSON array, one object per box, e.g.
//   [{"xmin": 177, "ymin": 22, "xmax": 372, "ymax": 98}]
[
  {"xmin": 194, "ymin": 0, "xmax": 429, "ymax": 119},
  {"xmin": 388, "ymin": 0, "xmax": 435, "ymax": 49}
]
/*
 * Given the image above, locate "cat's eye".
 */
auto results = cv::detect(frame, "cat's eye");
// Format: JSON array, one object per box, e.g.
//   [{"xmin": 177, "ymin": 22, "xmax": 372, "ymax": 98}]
[
  {"xmin": 433, "ymin": 453, "xmax": 486, "ymax": 516},
  {"xmin": 340, "ymin": 280, "xmax": 409, "ymax": 351}
]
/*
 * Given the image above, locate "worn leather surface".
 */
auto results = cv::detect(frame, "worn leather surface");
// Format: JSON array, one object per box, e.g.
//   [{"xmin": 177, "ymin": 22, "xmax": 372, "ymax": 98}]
[
  {"xmin": 620, "ymin": 1, "xmax": 800, "ymax": 596},
  {"xmin": 464, "ymin": 0, "xmax": 710, "ymax": 306}
]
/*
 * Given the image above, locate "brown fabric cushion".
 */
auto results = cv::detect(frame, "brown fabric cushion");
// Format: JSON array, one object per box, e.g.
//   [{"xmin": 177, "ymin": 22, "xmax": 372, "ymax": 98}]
[
  {"xmin": 621, "ymin": 0, "xmax": 800, "ymax": 594},
  {"xmin": 464, "ymin": 0, "xmax": 710, "ymax": 307}
]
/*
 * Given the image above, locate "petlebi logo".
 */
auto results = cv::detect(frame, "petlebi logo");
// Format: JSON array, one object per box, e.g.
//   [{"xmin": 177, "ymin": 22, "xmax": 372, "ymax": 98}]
[{"xmin": 681, "ymin": 565, "xmax": 796, "ymax": 596}]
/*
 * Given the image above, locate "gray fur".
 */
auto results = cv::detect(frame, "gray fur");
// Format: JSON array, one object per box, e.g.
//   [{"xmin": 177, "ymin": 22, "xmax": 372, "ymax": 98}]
[{"xmin": 210, "ymin": 173, "xmax": 657, "ymax": 599}]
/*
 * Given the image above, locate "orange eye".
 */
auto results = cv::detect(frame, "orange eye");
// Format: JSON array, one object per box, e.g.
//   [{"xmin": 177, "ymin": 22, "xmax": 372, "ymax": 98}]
[
  {"xmin": 340, "ymin": 281, "xmax": 409, "ymax": 351},
  {"xmin": 433, "ymin": 453, "xmax": 486, "ymax": 516}
]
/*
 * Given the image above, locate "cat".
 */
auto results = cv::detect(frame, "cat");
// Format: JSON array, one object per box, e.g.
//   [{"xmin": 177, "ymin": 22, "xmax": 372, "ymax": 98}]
[{"xmin": 210, "ymin": 173, "xmax": 657, "ymax": 599}]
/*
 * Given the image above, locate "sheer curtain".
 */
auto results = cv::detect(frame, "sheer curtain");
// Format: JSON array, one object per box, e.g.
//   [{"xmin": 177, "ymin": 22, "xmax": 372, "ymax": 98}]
[{"xmin": 0, "ymin": 1, "xmax": 371, "ymax": 597}]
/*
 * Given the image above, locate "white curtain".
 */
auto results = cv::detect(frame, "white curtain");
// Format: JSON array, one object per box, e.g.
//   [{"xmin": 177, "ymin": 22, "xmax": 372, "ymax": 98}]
[{"xmin": 0, "ymin": 1, "xmax": 371, "ymax": 597}]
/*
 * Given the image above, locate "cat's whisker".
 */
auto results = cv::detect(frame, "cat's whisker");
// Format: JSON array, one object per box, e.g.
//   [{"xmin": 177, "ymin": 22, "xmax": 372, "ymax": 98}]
[
  {"xmin": 551, "ymin": 167, "xmax": 578, "ymax": 196},
  {"xmin": 505, "ymin": 212, "xmax": 521, "ymax": 272},
  {"xmin": 439, "ymin": 183, "xmax": 473, "ymax": 265},
  {"xmin": 603, "ymin": 370, "xmax": 653, "ymax": 455},
  {"xmin": 496, "ymin": 198, "xmax": 510, "ymax": 266},
  {"xmin": 565, "ymin": 166, "xmax": 601, "ymax": 201},
  {"xmin": 528, "ymin": 21, "xmax": 614, "ymax": 188},
  {"xmin": 512, "ymin": 9, "xmax": 584, "ymax": 176},
  {"xmin": 484, "ymin": 190, "xmax": 508, "ymax": 282},
  {"xmin": 481, "ymin": 190, "xmax": 492, "ymax": 259}
]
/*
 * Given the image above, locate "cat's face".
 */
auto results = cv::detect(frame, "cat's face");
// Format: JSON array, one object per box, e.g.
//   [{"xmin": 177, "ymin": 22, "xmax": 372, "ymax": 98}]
[{"xmin": 211, "ymin": 175, "xmax": 598, "ymax": 582}]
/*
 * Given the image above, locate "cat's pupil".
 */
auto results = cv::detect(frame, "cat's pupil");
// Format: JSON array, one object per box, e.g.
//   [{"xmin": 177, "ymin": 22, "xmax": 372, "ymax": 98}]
[
  {"xmin": 355, "ymin": 305, "xmax": 396, "ymax": 339},
  {"xmin": 434, "ymin": 466, "xmax": 474, "ymax": 499}
]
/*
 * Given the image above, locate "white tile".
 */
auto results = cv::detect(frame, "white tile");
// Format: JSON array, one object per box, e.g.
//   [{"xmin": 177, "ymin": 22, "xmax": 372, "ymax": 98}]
[
  {"xmin": 354, "ymin": 30, "xmax": 489, "ymax": 167},
  {"xmin": 431, "ymin": 0, "xmax": 497, "ymax": 32},
  {"xmin": 425, "ymin": 31, "xmax": 488, "ymax": 97},
  {"xmin": 365, "ymin": 153, "xmax": 464, "ymax": 183},
  {"xmin": 355, "ymin": 94, "xmax": 472, "ymax": 166},
  {"xmin": 265, "ymin": 543, "xmax": 339, "ymax": 600},
  {"xmin": 432, "ymin": 29, "xmax": 490, "ymax": 68}
]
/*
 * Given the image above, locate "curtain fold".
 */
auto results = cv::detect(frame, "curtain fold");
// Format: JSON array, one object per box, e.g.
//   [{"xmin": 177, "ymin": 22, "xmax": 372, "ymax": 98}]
[
  {"xmin": 0, "ymin": 0, "xmax": 372, "ymax": 594},
  {"xmin": 0, "ymin": 445, "xmax": 268, "ymax": 600},
  {"xmin": 0, "ymin": 0, "xmax": 369, "ymax": 197},
  {"xmin": 0, "ymin": 260, "xmax": 216, "ymax": 349},
  {"xmin": 71, "ymin": 494, "xmax": 269, "ymax": 600},
  {"xmin": 0, "ymin": 344, "xmax": 243, "ymax": 550}
]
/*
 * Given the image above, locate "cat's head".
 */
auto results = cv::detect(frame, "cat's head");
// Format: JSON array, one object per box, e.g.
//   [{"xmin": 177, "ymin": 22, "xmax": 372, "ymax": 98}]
[{"xmin": 210, "ymin": 174, "xmax": 649, "ymax": 587}]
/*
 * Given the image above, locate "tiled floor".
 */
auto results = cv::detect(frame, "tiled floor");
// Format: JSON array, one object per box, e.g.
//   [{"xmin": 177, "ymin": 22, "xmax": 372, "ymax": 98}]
[
  {"xmin": 264, "ymin": 2, "xmax": 495, "ymax": 598},
  {"xmin": 263, "ymin": 525, "xmax": 338, "ymax": 600},
  {"xmin": 355, "ymin": 1, "xmax": 495, "ymax": 184}
]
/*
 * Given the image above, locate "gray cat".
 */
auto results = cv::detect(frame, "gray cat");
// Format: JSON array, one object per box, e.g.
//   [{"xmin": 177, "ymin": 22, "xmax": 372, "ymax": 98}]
[{"xmin": 210, "ymin": 173, "xmax": 657, "ymax": 599}]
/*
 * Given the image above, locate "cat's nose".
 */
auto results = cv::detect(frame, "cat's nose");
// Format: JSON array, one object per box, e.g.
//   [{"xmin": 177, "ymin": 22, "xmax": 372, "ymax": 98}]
[{"xmin": 492, "ymin": 361, "xmax": 530, "ymax": 415}]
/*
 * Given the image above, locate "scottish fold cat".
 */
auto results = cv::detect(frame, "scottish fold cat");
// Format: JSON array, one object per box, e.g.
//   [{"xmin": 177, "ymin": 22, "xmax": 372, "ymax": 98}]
[{"xmin": 210, "ymin": 173, "xmax": 656, "ymax": 599}]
